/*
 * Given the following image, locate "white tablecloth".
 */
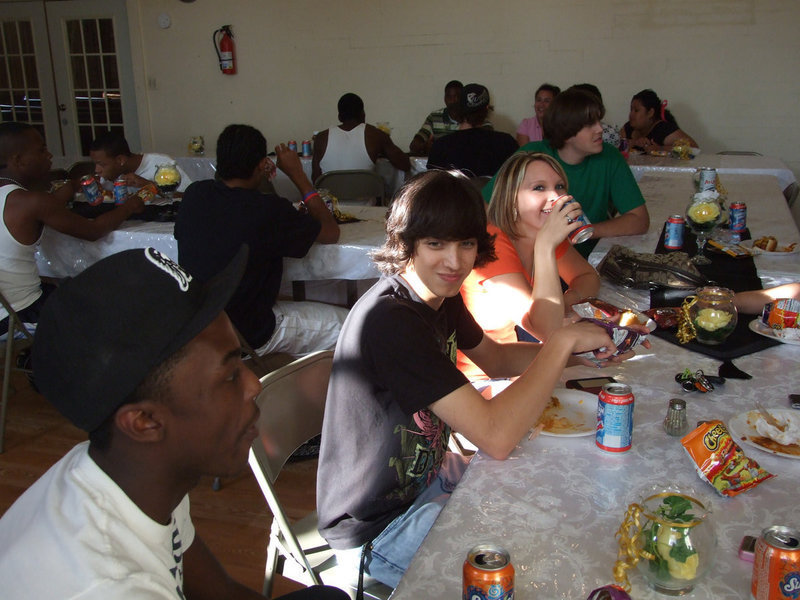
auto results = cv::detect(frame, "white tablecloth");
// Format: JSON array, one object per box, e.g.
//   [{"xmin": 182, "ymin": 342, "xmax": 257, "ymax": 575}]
[
  {"xmin": 392, "ymin": 171, "xmax": 800, "ymax": 600},
  {"xmin": 627, "ymin": 153, "xmax": 797, "ymax": 192},
  {"xmin": 35, "ymin": 206, "xmax": 387, "ymax": 284},
  {"xmin": 174, "ymin": 156, "xmax": 409, "ymax": 204}
]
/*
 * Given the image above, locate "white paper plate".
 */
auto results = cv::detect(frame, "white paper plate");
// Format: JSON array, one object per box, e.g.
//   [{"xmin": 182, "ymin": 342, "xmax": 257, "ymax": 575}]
[
  {"xmin": 728, "ymin": 410, "xmax": 800, "ymax": 460},
  {"xmin": 740, "ymin": 239, "xmax": 799, "ymax": 256},
  {"xmin": 538, "ymin": 389, "xmax": 596, "ymax": 437},
  {"xmin": 748, "ymin": 318, "xmax": 800, "ymax": 346}
]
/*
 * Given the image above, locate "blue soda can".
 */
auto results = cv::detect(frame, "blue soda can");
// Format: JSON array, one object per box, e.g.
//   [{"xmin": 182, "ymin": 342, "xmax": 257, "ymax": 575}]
[
  {"xmin": 563, "ymin": 198, "xmax": 594, "ymax": 244},
  {"xmin": 113, "ymin": 175, "xmax": 128, "ymax": 204},
  {"xmin": 288, "ymin": 140, "xmax": 298, "ymax": 152},
  {"xmin": 301, "ymin": 140, "xmax": 312, "ymax": 157},
  {"xmin": 664, "ymin": 214, "xmax": 685, "ymax": 249},
  {"xmin": 80, "ymin": 175, "xmax": 103, "ymax": 206},
  {"xmin": 729, "ymin": 202, "xmax": 747, "ymax": 233},
  {"xmin": 596, "ymin": 383, "xmax": 634, "ymax": 452}
]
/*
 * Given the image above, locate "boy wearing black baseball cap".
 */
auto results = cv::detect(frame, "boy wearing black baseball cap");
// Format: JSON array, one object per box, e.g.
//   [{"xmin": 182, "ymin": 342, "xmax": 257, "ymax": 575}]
[{"xmin": 0, "ymin": 247, "xmax": 346, "ymax": 600}]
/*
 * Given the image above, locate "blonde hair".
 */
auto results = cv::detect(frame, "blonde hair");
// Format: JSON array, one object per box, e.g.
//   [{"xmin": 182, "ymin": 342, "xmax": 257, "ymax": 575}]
[{"xmin": 487, "ymin": 152, "xmax": 569, "ymax": 239}]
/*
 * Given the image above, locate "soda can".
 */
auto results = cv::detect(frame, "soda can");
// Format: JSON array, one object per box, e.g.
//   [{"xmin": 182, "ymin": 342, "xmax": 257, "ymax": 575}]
[
  {"xmin": 301, "ymin": 140, "xmax": 312, "ymax": 157},
  {"xmin": 80, "ymin": 175, "xmax": 103, "ymax": 206},
  {"xmin": 113, "ymin": 175, "xmax": 128, "ymax": 204},
  {"xmin": 463, "ymin": 544, "xmax": 514, "ymax": 600},
  {"xmin": 135, "ymin": 183, "xmax": 158, "ymax": 204},
  {"xmin": 288, "ymin": 140, "xmax": 298, "ymax": 152},
  {"xmin": 751, "ymin": 525, "xmax": 800, "ymax": 599},
  {"xmin": 664, "ymin": 214, "xmax": 685, "ymax": 249},
  {"xmin": 729, "ymin": 202, "xmax": 747, "ymax": 233},
  {"xmin": 697, "ymin": 167, "xmax": 717, "ymax": 192},
  {"xmin": 596, "ymin": 383, "xmax": 634, "ymax": 452},
  {"xmin": 563, "ymin": 198, "xmax": 594, "ymax": 245}
]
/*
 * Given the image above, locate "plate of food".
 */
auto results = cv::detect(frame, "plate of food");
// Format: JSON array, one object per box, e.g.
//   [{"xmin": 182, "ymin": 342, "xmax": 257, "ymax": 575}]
[
  {"xmin": 741, "ymin": 237, "xmax": 799, "ymax": 255},
  {"xmin": 728, "ymin": 409, "xmax": 800, "ymax": 459},
  {"xmin": 748, "ymin": 318, "xmax": 800, "ymax": 345},
  {"xmin": 536, "ymin": 389, "xmax": 596, "ymax": 437}
]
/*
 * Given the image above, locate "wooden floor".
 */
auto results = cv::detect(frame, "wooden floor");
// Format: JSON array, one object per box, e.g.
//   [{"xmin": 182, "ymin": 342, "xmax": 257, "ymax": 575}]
[{"xmin": 0, "ymin": 370, "xmax": 317, "ymax": 598}]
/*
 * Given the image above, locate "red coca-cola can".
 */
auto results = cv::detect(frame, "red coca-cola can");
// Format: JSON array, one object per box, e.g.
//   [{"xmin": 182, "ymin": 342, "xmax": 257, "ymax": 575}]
[
  {"xmin": 463, "ymin": 544, "xmax": 514, "ymax": 600},
  {"xmin": 752, "ymin": 526, "xmax": 800, "ymax": 599}
]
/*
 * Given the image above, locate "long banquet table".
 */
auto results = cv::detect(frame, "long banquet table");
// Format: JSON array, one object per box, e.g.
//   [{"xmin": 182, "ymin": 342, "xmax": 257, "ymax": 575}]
[
  {"xmin": 390, "ymin": 171, "xmax": 800, "ymax": 599},
  {"xmin": 35, "ymin": 205, "xmax": 387, "ymax": 285}
]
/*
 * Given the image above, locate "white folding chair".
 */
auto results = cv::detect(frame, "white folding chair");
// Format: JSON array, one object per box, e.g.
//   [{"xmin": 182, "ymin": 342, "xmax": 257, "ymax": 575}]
[
  {"xmin": 0, "ymin": 291, "xmax": 35, "ymax": 453},
  {"xmin": 314, "ymin": 170, "xmax": 385, "ymax": 206},
  {"xmin": 248, "ymin": 350, "xmax": 391, "ymax": 600}
]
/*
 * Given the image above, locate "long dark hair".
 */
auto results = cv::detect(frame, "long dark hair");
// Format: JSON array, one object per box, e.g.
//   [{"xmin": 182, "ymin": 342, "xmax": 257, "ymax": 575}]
[{"xmin": 632, "ymin": 89, "xmax": 677, "ymax": 126}]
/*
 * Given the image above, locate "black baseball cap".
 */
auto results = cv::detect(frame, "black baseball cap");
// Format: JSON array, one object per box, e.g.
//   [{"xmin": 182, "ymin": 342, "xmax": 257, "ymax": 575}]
[
  {"xmin": 460, "ymin": 83, "xmax": 490, "ymax": 114},
  {"xmin": 32, "ymin": 246, "xmax": 248, "ymax": 432}
]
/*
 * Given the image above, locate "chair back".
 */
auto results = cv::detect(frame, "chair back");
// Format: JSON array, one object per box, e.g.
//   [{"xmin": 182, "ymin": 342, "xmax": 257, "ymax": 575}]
[
  {"xmin": 314, "ymin": 170, "xmax": 385, "ymax": 205},
  {"xmin": 250, "ymin": 350, "xmax": 333, "ymax": 483}
]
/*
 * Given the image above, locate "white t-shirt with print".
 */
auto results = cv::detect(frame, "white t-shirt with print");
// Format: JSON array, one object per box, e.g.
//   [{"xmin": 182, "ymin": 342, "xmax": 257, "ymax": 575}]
[{"xmin": 0, "ymin": 441, "xmax": 195, "ymax": 599}]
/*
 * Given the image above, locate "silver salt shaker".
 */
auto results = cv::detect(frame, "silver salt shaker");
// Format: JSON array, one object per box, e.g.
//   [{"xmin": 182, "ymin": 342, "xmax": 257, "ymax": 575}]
[{"xmin": 663, "ymin": 398, "xmax": 689, "ymax": 437}]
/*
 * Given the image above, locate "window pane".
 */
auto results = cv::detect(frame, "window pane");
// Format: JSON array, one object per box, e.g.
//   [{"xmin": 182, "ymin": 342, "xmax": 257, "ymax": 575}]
[
  {"xmin": 28, "ymin": 104, "xmax": 42, "ymax": 124},
  {"xmin": 82, "ymin": 20, "xmax": 99, "ymax": 54},
  {"xmin": 19, "ymin": 22, "xmax": 34, "ymax": 54},
  {"xmin": 23, "ymin": 56, "xmax": 39, "ymax": 88},
  {"xmin": 27, "ymin": 89, "xmax": 41, "ymax": 111},
  {"xmin": 71, "ymin": 56, "xmax": 87, "ymax": 89},
  {"xmin": 86, "ymin": 55, "xmax": 102, "ymax": 88},
  {"xmin": 75, "ymin": 94, "xmax": 90, "ymax": 124},
  {"xmin": 79, "ymin": 125, "xmax": 93, "ymax": 156},
  {"xmin": 12, "ymin": 90, "xmax": 28, "ymax": 120},
  {"xmin": 99, "ymin": 19, "xmax": 115, "ymax": 53},
  {"xmin": 107, "ymin": 95, "xmax": 122, "ymax": 123},
  {"xmin": 0, "ymin": 91, "xmax": 12, "ymax": 121},
  {"xmin": 66, "ymin": 20, "xmax": 83, "ymax": 54},
  {"xmin": 91, "ymin": 95, "xmax": 107, "ymax": 124},
  {"xmin": 3, "ymin": 22, "xmax": 20, "ymax": 54},
  {"xmin": 102, "ymin": 55, "xmax": 118, "ymax": 89},
  {"xmin": 0, "ymin": 61, "xmax": 8, "ymax": 89},
  {"xmin": 8, "ymin": 56, "xmax": 23, "ymax": 88}
]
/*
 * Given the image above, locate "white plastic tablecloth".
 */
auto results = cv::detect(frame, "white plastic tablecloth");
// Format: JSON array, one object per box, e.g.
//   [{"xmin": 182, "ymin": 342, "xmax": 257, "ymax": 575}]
[{"xmin": 35, "ymin": 206, "xmax": 387, "ymax": 283}]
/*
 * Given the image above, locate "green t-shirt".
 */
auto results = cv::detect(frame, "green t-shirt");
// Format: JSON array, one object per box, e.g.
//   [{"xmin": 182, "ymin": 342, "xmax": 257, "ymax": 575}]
[{"xmin": 481, "ymin": 140, "xmax": 645, "ymax": 256}]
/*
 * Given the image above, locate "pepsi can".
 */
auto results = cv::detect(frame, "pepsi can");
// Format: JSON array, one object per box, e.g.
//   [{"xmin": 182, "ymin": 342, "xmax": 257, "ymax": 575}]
[
  {"xmin": 288, "ymin": 140, "xmax": 298, "ymax": 152},
  {"xmin": 113, "ymin": 175, "xmax": 128, "ymax": 204},
  {"xmin": 564, "ymin": 198, "xmax": 594, "ymax": 245},
  {"xmin": 301, "ymin": 140, "xmax": 312, "ymax": 157},
  {"xmin": 664, "ymin": 215, "xmax": 685, "ymax": 249},
  {"xmin": 80, "ymin": 175, "xmax": 103, "ymax": 206},
  {"xmin": 729, "ymin": 202, "xmax": 747, "ymax": 233},
  {"xmin": 596, "ymin": 383, "xmax": 634, "ymax": 452}
]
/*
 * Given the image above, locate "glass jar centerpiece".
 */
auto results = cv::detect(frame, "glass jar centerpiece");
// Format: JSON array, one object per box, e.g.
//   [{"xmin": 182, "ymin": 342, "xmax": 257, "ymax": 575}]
[
  {"xmin": 688, "ymin": 286, "xmax": 738, "ymax": 345},
  {"xmin": 615, "ymin": 484, "xmax": 716, "ymax": 596},
  {"xmin": 153, "ymin": 162, "xmax": 182, "ymax": 201},
  {"xmin": 685, "ymin": 191, "xmax": 724, "ymax": 265}
]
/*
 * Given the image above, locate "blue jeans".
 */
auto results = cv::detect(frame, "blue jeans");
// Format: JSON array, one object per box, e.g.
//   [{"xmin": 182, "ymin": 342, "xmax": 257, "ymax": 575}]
[{"xmin": 335, "ymin": 452, "xmax": 470, "ymax": 588}]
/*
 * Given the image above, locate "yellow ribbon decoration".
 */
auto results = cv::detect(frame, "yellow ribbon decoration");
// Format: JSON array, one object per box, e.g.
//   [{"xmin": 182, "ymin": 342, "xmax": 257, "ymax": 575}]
[{"xmin": 676, "ymin": 295, "xmax": 698, "ymax": 344}]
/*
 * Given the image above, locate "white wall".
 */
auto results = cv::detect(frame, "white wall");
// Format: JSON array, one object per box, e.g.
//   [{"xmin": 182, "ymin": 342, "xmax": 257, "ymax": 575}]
[{"xmin": 127, "ymin": 0, "xmax": 800, "ymax": 181}]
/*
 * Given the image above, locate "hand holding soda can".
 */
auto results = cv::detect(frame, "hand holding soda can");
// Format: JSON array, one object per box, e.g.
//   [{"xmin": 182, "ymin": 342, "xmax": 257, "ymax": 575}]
[{"xmin": 543, "ymin": 195, "xmax": 594, "ymax": 245}]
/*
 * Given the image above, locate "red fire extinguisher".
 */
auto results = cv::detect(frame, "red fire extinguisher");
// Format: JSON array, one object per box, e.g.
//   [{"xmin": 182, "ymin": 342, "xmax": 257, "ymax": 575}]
[{"xmin": 213, "ymin": 25, "xmax": 236, "ymax": 74}]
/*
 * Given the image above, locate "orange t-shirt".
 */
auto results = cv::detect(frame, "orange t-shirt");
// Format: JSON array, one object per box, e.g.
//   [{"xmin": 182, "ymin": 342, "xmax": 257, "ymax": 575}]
[{"xmin": 458, "ymin": 223, "xmax": 569, "ymax": 381}]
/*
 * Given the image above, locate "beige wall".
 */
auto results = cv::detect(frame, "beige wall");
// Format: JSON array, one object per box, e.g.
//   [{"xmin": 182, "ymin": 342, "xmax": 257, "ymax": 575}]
[{"xmin": 127, "ymin": 0, "xmax": 800, "ymax": 180}]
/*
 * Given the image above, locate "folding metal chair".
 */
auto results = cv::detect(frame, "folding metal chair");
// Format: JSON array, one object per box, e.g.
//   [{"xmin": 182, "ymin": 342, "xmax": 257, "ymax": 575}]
[
  {"xmin": 314, "ymin": 170, "xmax": 385, "ymax": 206},
  {"xmin": 248, "ymin": 350, "xmax": 391, "ymax": 600},
  {"xmin": 0, "ymin": 291, "xmax": 36, "ymax": 453}
]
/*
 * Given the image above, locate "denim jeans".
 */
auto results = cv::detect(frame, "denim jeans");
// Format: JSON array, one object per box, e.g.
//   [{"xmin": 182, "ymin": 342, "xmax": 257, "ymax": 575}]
[{"xmin": 335, "ymin": 452, "xmax": 470, "ymax": 588}]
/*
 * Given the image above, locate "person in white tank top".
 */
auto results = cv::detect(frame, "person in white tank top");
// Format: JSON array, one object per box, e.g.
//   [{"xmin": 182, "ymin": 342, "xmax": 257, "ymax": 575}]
[{"xmin": 312, "ymin": 93, "xmax": 410, "ymax": 182}]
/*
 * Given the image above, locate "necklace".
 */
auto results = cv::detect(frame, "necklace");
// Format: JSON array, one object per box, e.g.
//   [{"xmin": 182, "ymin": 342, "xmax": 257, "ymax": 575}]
[{"xmin": 0, "ymin": 176, "xmax": 27, "ymax": 190}]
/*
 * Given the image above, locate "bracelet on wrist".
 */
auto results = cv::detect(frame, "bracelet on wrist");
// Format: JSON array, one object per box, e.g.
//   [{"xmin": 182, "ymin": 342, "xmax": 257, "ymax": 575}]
[{"xmin": 302, "ymin": 190, "xmax": 320, "ymax": 204}]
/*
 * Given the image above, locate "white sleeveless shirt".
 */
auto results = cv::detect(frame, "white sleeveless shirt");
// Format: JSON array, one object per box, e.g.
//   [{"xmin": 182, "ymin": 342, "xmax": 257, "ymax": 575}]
[
  {"xmin": 318, "ymin": 123, "xmax": 375, "ymax": 174},
  {"xmin": 0, "ymin": 184, "xmax": 42, "ymax": 321}
]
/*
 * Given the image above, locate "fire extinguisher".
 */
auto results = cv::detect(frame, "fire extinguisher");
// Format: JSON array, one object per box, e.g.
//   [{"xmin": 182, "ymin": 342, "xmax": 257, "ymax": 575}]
[{"xmin": 213, "ymin": 25, "xmax": 236, "ymax": 74}]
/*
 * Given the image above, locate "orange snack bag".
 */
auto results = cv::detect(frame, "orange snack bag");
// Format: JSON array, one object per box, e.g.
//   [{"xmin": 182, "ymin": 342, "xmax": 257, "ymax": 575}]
[{"xmin": 681, "ymin": 420, "xmax": 773, "ymax": 497}]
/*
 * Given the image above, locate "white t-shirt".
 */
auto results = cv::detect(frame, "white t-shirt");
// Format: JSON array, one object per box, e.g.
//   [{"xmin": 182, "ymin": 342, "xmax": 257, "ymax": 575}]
[
  {"xmin": 0, "ymin": 184, "xmax": 42, "ymax": 321},
  {"xmin": 100, "ymin": 153, "xmax": 192, "ymax": 193},
  {"xmin": 0, "ymin": 441, "xmax": 195, "ymax": 599},
  {"xmin": 319, "ymin": 123, "xmax": 375, "ymax": 175}
]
